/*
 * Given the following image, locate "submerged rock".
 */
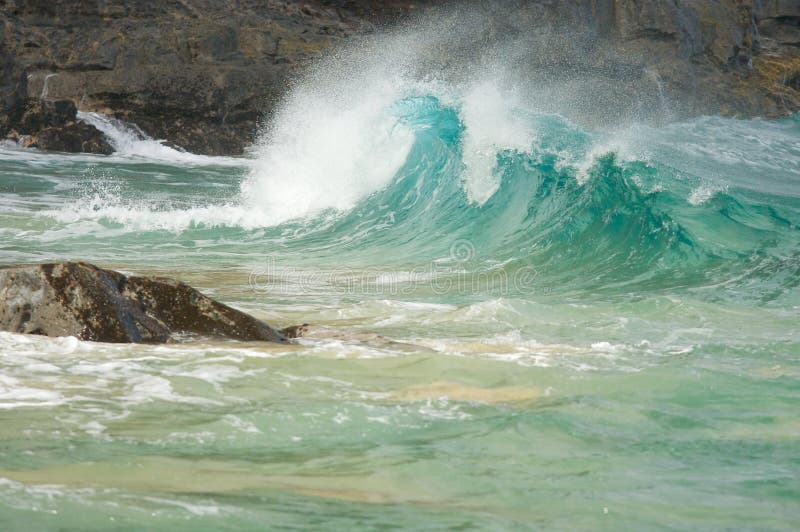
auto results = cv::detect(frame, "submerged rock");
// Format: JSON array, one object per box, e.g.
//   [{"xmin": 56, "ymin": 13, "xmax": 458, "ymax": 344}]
[
  {"xmin": 0, "ymin": 262, "xmax": 289, "ymax": 343},
  {"xmin": 280, "ymin": 323, "xmax": 311, "ymax": 339}
]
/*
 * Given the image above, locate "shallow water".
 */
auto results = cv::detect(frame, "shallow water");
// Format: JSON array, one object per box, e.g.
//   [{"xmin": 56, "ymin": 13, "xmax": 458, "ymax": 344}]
[{"xmin": 2, "ymin": 21, "xmax": 800, "ymax": 529}]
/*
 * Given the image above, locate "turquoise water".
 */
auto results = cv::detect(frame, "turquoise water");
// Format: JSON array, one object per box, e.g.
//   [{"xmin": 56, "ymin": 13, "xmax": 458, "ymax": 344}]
[{"xmin": 2, "ymin": 42, "xmax": 800, "ymax": 530}]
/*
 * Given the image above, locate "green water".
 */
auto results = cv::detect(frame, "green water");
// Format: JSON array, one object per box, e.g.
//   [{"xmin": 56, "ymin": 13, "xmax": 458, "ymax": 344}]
[{"xmin": 1, "ymin": 92, "xmax": 800, "ymax": 528}]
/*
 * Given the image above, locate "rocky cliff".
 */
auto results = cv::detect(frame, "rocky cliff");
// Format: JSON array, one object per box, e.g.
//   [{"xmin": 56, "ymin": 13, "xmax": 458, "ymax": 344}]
[{"xmin": 1, "ymin": 0, "xmax": 798, "ymax": 156}]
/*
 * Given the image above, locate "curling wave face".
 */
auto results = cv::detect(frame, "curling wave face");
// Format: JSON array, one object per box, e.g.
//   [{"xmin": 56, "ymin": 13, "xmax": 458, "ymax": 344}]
[
  {"xmin": 2, "ymin": 10, "xmax": 800, "ymax": 529},
  {"xmin": 6, "ymin": 86, "xmax": 798, "ymax": 305}
]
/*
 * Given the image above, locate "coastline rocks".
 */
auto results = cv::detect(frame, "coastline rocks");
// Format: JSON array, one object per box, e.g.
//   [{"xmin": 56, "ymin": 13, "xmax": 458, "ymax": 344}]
[
  {"xmin": 23, "ymin": 120, "xmax": 113, "ymax": 154},
  {"xmin": 4, "ymin": 98, "xmax": 113, "ymax": 154},
  {"xmin": 16, "ymin": 98, "xmax": 76, "ymax": 131},
  {"xmin": 0, "ymin": 39, "xmax": 27, "ymax": 138},
  {"xmin": 0, "ymin": 1, "xmax": 798, "ymax": 155},
  {"xmin": 0, "ymin": 0, "xmax": 379, "ymax": 155},
  {"xmin": 0, "ymin": 262, "xmax": 289, "ymax": 343}
]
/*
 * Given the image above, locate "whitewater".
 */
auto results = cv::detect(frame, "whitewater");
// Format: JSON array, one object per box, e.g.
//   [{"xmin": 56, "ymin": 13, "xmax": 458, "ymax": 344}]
[{"xmin": 1, "ymin": 10, "xmax": 799, "ymax": 531}]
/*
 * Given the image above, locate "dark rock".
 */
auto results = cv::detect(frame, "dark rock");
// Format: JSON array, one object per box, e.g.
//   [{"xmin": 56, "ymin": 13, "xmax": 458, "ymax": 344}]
[
  {"xmin": 122, "ymin": 275, "xmax": 289, "ymax": 343},
  {"xmin": 0, "ymin": 262, "xmax": 289, "ymax": 344},
  {"xmin": 4, "ymin": 97, "xmax": 113, "ymax": 154},
  {"xmin": 16, "ymin": 98, "xmax": 78, "ymax": 133},
  {"xmin": 16, "ymin": 134, "xmax": 36, "ymax": 148},
  {"xmin": 32, "ymin": 121, "xmax": 113, "ymax": 154},
  {"xmin": 0, "ymin": 262, "xmax": 168, "ymax": 342},
  {"xmin": 0, "ymin": 0, "xmax": 380, "ymax": 155},
  {"xmin": 0, "ymin": 38, "xmax": 28, "ymax": 137}
]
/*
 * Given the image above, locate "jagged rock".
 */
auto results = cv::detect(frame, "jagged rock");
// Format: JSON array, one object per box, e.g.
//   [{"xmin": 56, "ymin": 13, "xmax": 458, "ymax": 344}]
[
  {"xmin": 15, "ymin": 98, "xmax": 77, "ymax": 133},
  {"xmin": 0, "ymin": 262, "xmax": 289, "ymax": 343},
  {"xmin": 3, "ymin": 97, "xmax": 113, "ymax": 154},
  {"xmin": 0, "ymin": 38, "xmax": 28, "ymax": 137},
  {"xmin": 0, "ymin": 0, "xmax": 381, "ymax": 155},
  {"xmin": 31, "ymin": 121, "xmax": 113, "ymax": 154}
]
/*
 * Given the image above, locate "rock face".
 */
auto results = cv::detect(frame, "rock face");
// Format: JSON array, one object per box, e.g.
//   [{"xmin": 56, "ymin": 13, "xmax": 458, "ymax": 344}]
[
  {"xmin": 29, "ymin": 120, "xmax": 113, "ymax": 154},
  {"xmin": 613, "ymin": 0, "xmax": 800, "ymax": 118},
  {"xmin": 451, "ymin": 0, "xmax": 800, "ymax": 122},
  {"xmin": 0, "ymin": 36, "xmax": 28, "ymax": 137},
  {"xmin": 0, "ymin": 0, "xmax": 388, "ymax": 155},
  {"xmin": 16, "ymin": 98, "xmax": 75, "ymax": 132},
  {"xmin": 0, "ymin": 262, "xmax": 289, "ymax": 343},
  {"xmin": 0, "ymin": 1, "xmax": 798, "ymax": 155},
  {"xmin": 4, "ymin": 98, "xmax": 113, "ymax": 154}
]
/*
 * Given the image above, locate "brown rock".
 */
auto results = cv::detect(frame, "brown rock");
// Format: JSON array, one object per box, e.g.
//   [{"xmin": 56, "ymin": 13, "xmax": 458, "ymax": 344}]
[
  {"xmin": 0, "ymin": 262, "xmax": 289, "ymax": 343},
  {"xmin": 4, "ymin": 97, "xmax": 113, "ymax": 154},
  {"xmin": 15, "ymin": 98, "xmax": 78, "ymax": 133},
  {"xmin": 18, "ymin": 135, "xmax": 36, "ymax": 148},
  {"xmin": 123, "ymin": 275, "xmax": 289, "ymax": 343},
  {"xmin": 31, "ymin": 121, "xmax": 113, "ymax": 155},
  {"xmin": 280, "ymin": 323, "xmax": 311, "ymax": 339}
]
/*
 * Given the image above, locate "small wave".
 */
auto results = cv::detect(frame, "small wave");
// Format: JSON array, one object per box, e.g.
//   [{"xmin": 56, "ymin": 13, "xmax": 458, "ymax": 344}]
[{"xmin": 77, "ymin": 111, "xmax": 246, "ymax": 167}]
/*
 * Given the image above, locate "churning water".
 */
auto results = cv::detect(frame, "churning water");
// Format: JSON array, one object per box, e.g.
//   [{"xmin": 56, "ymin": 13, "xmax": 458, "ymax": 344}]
[{"xmin": 1, "ymin": 9, "xmax": 799, "ymax": 530}]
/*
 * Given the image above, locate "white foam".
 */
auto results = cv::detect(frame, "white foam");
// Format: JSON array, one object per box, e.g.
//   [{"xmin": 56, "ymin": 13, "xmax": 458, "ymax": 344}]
[
  {"xmin": 125, "ymin": 495, "xmax": 223, "ymax": 517},
  {"xmin": 460, "ymin": 81, "xmax": 533, "ymax": 203},
  {"xmin": 0, "ymin": 331, "xmax": 82, "ymax": 356},
  {"xmin": 123, "ymin": 375, "xmax": 222, "ymax": 406},
  {"xmin": 165, "ymin": 364, "xmax": 259, "ymax": 393},
  {"xmin": 80, "ymin": 420, "xmax": 110, "ymax": 439},
  {"xmin": 77, "ymin": 111, "xmax": 244, "ymax": 167},
  {"xmin": 572, "ymin": 134, "xmax": 636, "ymax": 185},
  {"xmin": 62, "ymin": 82, "xmax": 417, "ymax": 230},
  {"xmin": 47, "ymin": 196, "xmax": 252, "ymax": 232},
  {"xmin": 688, "ymin": 183, "xmax": 725, "ymax": 205},
  {"xmin": 241, "ymin": 65, "xmax": 415, "ymax": 225},
  {"xmin": 222, "ymin": 414, "xmax": 261, "ymax": 434},
  {"xmin": 0, "ymin": 374, "xmax": 65, "ymax": 409}
]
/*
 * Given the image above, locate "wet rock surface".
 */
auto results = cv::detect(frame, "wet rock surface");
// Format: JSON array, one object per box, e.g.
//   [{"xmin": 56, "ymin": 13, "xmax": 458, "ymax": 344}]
[
  {"xmin": 3, "ymin": 97, "xmax": 112, "ymax": 154},
  {"xmin": 280, "ymin": 323, "xmax": 311, "ymax": 339},
  {"xmin": 30, "ymin": 120, "xmax": 113, "ymax": 154},
  {"xmin": 0, "ymin": 262, "xmax": 289, "ymax": 343},
  {"xmin": 0, "ymin": 1, "xmax": 798, "ymax": 155}
]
